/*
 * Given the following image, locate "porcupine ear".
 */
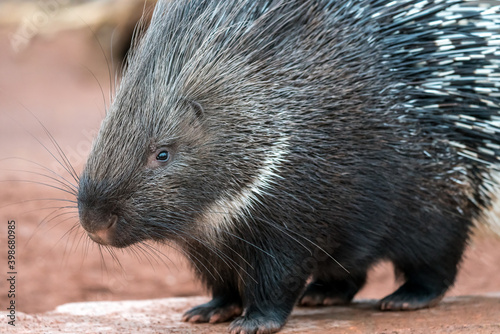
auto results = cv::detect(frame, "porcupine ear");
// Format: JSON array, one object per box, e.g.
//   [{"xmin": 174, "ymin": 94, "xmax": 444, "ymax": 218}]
[
  {"xmin": 186, "ymin": 99, "xmax": 205, "ymax": 119},
  {"xmin": 180, "ymin": 98, "xmax": 206, "ymax": 130}
]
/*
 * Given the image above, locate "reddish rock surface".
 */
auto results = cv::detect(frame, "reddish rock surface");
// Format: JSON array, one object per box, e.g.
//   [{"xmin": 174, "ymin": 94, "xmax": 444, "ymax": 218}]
[
  {"xmin": 0, "ymin": 22, "xmax": 499, "ymax": 334},
  {"xmin": 3, "ymin": 295, "xmax": 500, "ymax": 333}
]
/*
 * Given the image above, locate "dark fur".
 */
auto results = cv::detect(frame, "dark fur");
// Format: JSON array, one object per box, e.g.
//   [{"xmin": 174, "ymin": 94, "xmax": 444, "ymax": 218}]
[{"xmin": 78, "ymin": 1, "xmax": 500, "ymax": 333}]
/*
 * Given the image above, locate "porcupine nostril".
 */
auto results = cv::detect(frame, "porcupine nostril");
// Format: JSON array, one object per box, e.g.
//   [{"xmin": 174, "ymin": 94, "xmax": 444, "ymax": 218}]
[{"xmin": 87, "ymin": 215, "xmax": 118, "ymax": 246}]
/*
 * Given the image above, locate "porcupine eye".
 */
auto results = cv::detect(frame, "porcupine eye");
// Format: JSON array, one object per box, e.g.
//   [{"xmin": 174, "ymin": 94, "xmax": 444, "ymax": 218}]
[
  {"xmin": 147, "ymin": 147, "xmax": 174, "ymax": 169},
  {"xmin": 156, "ymin": 151, "xmax": 170, "ymax": 162}
]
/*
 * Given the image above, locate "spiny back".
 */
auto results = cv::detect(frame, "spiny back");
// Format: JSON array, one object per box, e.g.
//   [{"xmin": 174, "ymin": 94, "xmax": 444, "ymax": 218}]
[{"xmin": 121, "ymin": 0, "xmax": 500, "ymax": 199}]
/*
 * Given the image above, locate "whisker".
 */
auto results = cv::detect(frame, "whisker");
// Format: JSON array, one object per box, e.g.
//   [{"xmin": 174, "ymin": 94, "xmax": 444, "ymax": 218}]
[
  {"xmin": 37, "ymin": 122, "xmax": 80, "ymax": 184},
  {"xmin": 106, "ymin": 245, "xmax": 125, "ymax": 272},
  {"xmin": 76, "ymin": 230, "xmax": 90, "ymax": 269},
  {"xmin": 14, "ymin": 103, "xmax": 80, "ymax": 183},
  {"xmin": 98, "ymin": 245, "xmax": 109, "ymax": 275},
  {"xmin": 144, "ymin": 224, "xmax": 255, "ymax": 284},
  {"xmin": 0, "ymin": 179, "xmax": 77, "ymax": 197},
  {"xmin": 0, "ymin": 198, "xmax": 77, "ymax": 211},
  {"xmin": 133, "ymin": 243, "xmax": 160, "ymax": 269},
  {"xmin": 78, "ymin": 19, "xmax": 114, "ymax": 101},
  {"xmin": 22, "ymin": 206, "xmax": 78, "ymax": 216},
  {"xmin": 61, "ymin": 221, "xmax": 83, "ymax": 267},
  {"xmin": 24, "ymin": 207, "xmax": 75, "ymax": 247},
  {"xmin": 139, "ymin": 242, "xmax": 176, "ymax": 270},
  {"xmin": 255, "ymin": 216, "xmax": 349, "ymax": 274},
  {"xmin": 213, "ymin": 227, "xmax": 275, "ymax": 259},
  {"xmin": 81, "ymin": 65, "xmax": 109, "ymax": 118},
  {"xmin": 0, "ymin": 157, "xmax": 78, "ymax": 191},
  {"xmin": 1, "ymin": 168, "xmax": 77, "ymax": 194},
  {"xmin": 126, "ymin": 244, "xmax": 147, "ymax": 265},
  {"xmin": 45, "ymin": 214, "xmax": 80, "ymax": 231},
  {"xmin": 38, "ymin": 217, "xmax": 81, "ymax": 267},
  {"xmin": 167, "ymin": 235, "xmax": 221, "ymax": 281}
]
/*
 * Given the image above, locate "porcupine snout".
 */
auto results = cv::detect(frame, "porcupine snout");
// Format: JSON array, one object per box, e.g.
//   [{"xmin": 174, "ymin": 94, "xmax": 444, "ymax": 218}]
[
  {"xmin": 77, "ymin": 172, "xmax": 125, "ymax": 247},
  {"xmin": 81, "ymin": 212, "xmax": 118, "ymax": 246},
  {"xmin": 78, "ymin": 196, "xmax": 118, "ymax": 246}
]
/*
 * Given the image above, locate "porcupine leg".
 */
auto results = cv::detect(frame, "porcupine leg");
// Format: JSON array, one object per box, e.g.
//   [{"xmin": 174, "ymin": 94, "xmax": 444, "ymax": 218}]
[
  {"xmin": 229, "ymin": 254, "xmax": 310, "ymax": 334},
  {"xmin": 379, "ymin": 267, "xmax": 454, "ymax": 311},
  {"xmin": 183, "ymin": 284, "xmax": 242, "ymax": 323},
  {"xmin": 380, "ymin": 215, "xmax": 468, "ymax": 311},
  {"xmin": 299, "ymin": 271, "xmax": 367, "ymax": 306}
]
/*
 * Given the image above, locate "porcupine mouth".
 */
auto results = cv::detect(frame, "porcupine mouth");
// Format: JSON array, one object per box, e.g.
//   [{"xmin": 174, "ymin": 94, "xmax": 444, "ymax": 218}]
[
  {"xmin": 86, "ymin": 230, "xmax": 138, "ymax": 248},
  {"xmin": 83, "ymin": 216, "xmax": 146, "ymax": 249},
  {"xmin": 91, "ymin": 224, "xmax": 173, "ymax": 249}
]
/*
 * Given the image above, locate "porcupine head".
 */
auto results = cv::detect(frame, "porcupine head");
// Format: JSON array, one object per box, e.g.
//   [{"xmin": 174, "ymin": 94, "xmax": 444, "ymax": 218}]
[{"xmin": 77, "ymin": 2, "xmax": 285, "ymax": 253}]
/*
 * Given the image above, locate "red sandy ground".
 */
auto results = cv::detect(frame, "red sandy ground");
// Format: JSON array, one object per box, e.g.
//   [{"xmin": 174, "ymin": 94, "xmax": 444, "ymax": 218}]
[{"xmin": 0, "ymin": 28, "xmax": 499, "ymax": 317}]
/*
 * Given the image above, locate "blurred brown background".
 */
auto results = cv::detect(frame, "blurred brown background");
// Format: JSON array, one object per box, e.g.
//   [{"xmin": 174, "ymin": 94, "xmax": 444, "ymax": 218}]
[{"xmin": 0, "ymin": 0, "xmax": 499, "ymax": 315}]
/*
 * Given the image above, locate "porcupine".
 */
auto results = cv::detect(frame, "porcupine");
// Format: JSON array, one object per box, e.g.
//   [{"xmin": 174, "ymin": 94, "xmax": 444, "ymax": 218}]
[{"xmin": 76, "ymin": 0, "xmax": 500, "ymax": 333}]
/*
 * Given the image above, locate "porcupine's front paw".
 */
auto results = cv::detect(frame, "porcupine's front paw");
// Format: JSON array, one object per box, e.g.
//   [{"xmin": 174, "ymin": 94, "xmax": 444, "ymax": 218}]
[
  {"xmin": 229, "ymin": 311, "xmax": 285, "ymax": 334},
  {"xmin": 182, "ymin": 297, "xmax": 242, "ymax": 324}
]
